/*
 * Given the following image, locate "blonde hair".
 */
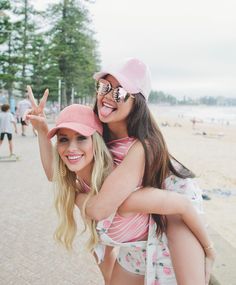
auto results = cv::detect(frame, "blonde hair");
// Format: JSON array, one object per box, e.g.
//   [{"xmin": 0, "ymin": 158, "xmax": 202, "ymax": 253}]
[{"xmin": 53, "ymin": 132, "xmax": 113, "ymax": 251}]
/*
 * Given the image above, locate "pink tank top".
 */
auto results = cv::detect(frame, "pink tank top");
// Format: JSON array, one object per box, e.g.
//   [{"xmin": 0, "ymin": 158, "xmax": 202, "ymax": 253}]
[{"xmin": 106, "ymin": 137, "xmax": 149, "ymax": 242}]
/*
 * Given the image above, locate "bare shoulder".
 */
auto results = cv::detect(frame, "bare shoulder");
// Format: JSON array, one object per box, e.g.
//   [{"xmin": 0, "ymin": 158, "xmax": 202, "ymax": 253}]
[
  {"xmin": 111, "ymin": 139, "xmax": 145, "ymax": 184},
  {"xmin": 126, "ymin": 139, "xmax": 145, "ymax": 157}
]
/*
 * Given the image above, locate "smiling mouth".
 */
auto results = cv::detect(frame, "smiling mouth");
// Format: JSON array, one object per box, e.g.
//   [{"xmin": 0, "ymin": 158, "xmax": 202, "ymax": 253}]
[{"xmin": 67, "ymin": 154, "xmax": 83, "ymax": 163}]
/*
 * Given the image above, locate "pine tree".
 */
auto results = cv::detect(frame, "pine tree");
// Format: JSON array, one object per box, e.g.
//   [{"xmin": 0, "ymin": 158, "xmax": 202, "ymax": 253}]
[
  {"xmin": 46, "ymin": 0, "xmax": 100, "ymax": 106},
  {"xmin": 12, "ymin": 0, "xmax": 39, "ymax": 94},
  {"xmin": 1, "ymin": 0, "xmax": 100, "ymax": 106},
  {"xmin": 0, "ymin": 0, "xmax": 20, "ymax": 101}
]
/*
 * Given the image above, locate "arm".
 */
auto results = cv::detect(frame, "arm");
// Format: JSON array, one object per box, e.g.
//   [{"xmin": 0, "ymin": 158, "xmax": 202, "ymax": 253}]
[
  {"xmin": 26, "ymin": 86, "xmax": 54, "ymax": 181},
  {"xmin": 36, "ymin": 122, "xmax": 54, "ymax": 180},
  {"xmin": 10, "ymin": 113, "xmax": 17, "ymax": 133},
  {"xmin": 79, "ymin": 141, "xmax": 145, "ymax": 220},
  {"xmin": 12, "ymin": 121, "xmax": 17, "ymax": 134},
  {"xmin": 119, "ymin": 187, "xmax": 215, "ymax": 260}
]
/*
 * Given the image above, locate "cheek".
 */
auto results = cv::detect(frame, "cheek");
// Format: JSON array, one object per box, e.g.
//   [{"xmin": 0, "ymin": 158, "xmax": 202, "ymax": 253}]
[
  {"xmin": 119, "ymin": 102, "xmax": 133, "ymax": 117},
  {"xmin": 96, "ymin": 94, "xmax": 102, "ymax": 104},
  {"xmin": 126, "ymin": 101, "xmax": 134, "ymax": 116},
  {"xmin": 57, "ymin": 145, "xmax": 66, "ymax": 161},
  {"xmin": 86, "ymin": 142, "xmax": 94, "ymax": 162}
]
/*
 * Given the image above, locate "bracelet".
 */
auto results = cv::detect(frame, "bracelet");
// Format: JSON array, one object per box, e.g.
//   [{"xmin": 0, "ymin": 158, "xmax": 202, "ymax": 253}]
[{"xmin": 204, "ymin": 243, "xmax": 214, "ymax": 250}]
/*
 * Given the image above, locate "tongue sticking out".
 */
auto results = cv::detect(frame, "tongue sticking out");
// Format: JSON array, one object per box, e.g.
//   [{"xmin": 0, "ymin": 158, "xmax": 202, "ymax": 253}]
[{"xmin": 100, "ymin": 105, "xmax": 114, "ymax": 117}]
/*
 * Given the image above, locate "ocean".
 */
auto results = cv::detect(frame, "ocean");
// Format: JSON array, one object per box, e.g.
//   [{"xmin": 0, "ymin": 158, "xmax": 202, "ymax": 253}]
[{"xmin": 148, "ymin": 104, "xmax": 236, "ymax": 125}]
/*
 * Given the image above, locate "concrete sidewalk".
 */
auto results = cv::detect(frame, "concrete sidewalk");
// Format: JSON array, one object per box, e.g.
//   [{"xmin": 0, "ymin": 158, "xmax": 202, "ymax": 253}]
[{"xmin": 0, "ymin": 129, "xmax": 104, "ymax": 285}]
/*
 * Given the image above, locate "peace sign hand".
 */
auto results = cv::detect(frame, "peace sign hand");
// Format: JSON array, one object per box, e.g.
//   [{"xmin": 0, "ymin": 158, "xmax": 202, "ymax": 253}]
[{"xmin": 24, "ymin": 86, "xmax": 49, "ymax": 133}]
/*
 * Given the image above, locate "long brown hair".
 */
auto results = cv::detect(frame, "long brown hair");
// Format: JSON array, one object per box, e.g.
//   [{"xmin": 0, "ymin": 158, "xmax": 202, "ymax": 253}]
[{"xmin": 94, "ymin": 94, "xmax": 194, "ymax": 235}]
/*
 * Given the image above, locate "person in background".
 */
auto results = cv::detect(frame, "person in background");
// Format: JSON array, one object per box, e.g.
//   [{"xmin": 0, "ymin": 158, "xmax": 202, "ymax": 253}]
[
  {"xmin": 17, "ymin": 92, "xmax": 37, "ymax": 136},
  {"xmin": 0, "ymin": 104, "xmax": 17, "ymax": 156}
]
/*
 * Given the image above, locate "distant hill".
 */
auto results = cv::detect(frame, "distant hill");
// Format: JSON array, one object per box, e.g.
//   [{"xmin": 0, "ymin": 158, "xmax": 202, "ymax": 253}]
[{"xmin": 148, "ymin": 91, "xmax": 236, "ymax": 106}]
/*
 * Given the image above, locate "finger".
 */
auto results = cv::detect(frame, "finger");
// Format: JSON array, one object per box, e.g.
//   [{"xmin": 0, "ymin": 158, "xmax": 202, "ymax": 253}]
[
  {"xmin": 39, "ymin": 88, "xmax": 49, "ymax": 110},
  {"xmin": 26, "ymin": 114, "xmax": 44, "ymax": 120},
  {"xmin": 22, "ymin": 109, "xmax": 32, "ymax": 121},
  {"xmin": 27, "ymin": 85, "xmax": 38, "ymax": 108}
]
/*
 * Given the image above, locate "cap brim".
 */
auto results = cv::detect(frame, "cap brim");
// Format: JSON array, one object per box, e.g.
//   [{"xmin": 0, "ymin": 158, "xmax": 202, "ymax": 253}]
[
  {"xmin": 93, "ymin": 71, "xmax": 140, "ymax": 94},
  {"xmin": 47, "ymin": 122, "xmax": 96, "ymax": 139}
]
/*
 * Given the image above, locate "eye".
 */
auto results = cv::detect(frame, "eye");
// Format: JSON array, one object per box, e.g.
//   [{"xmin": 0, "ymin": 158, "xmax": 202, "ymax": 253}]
[
  {"xmin": 58, "ymin": 137, "xmax": 68, "ymax": 143},
  {"xmin": 77, "ymin": 135, "xmax": 87, "ymax": 141}
]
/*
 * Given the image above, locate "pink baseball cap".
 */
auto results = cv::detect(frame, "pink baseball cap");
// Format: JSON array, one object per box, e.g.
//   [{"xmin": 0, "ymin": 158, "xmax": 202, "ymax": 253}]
[
  {"xmin": 93, "ymin": 58, "xmax": 152, "ymax": 100},
  {"xmin": 47, "ymin": 104, "xmax": 103, "ymax": 139}
]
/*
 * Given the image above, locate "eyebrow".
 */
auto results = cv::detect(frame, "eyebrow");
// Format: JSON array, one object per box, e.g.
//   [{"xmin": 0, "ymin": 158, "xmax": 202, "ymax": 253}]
[{"xmin": 57, "ymin": 132, "xmax": 84, "ymax": 137}]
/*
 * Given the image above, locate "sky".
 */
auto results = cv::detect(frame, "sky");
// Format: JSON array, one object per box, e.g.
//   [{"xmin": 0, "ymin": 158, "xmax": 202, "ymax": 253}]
[{"xmin": 35, "ymin": 0, "xmax": 236, "ymax": 98}]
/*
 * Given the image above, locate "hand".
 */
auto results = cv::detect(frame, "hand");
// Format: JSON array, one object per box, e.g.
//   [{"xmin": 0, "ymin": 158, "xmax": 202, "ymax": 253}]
[
  {"xmin": 24, "ymin": 86, "xmax": 49, "ymax": 132},
  {"xmin": 205, "ymin": 247, "xmax": 216, "ymax": 285}
]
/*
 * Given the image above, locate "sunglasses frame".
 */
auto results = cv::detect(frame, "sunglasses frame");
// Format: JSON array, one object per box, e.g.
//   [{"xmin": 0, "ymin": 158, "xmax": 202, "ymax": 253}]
[{"xmin": 96, "ymin": 79, "xmax": 135, "ymax": 103}]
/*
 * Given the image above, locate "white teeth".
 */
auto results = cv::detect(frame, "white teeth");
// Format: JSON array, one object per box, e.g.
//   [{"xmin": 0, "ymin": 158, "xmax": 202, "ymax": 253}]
[
  {"xmin": 68, "ymin": 155, "xmax": 81, "ymax": 160},
  {"xmin": 103, "ymin": 102, "xmax": 114, "ymax": 108}
]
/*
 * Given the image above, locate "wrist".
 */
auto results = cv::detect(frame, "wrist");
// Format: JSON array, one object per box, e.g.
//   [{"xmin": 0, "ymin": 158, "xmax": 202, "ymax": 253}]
[{"xmin": 37, "ymin": 125, "xmax": 49, "ymax": 134}]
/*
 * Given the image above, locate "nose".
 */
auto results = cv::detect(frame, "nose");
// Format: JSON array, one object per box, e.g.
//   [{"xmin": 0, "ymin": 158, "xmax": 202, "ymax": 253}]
[
  {"xmin": 67, "ymin": 138, "xmax": 79, "ymax": 151},
  {"xmin": 104, "ymin": 90, "xmax": 114, "ymax": 101}
]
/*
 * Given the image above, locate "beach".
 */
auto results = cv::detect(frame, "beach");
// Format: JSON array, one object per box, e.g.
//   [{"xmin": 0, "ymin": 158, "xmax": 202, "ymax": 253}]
[{"xmin": 149, "ymin": 104, "xmax": 236, "ymax": 249}]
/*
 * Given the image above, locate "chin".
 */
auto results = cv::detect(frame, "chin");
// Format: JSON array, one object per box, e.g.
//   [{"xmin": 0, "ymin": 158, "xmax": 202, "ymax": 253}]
[
  {"xmin": 99, "ymin": 112, "xmax": 115, "ymax": 123},
  {"xmin": 66, "ymin": 164, "xmax": 81, "ymax": 173},
  {"xmin": 99, "ymin": 116, "xmax": 109, "ymax": 123}
]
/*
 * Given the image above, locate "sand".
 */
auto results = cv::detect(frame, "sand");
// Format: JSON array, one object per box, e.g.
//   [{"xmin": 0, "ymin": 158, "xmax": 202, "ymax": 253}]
[{"xmin": 149, "ymin": 104, "xmax": 236, "ymax": 249}]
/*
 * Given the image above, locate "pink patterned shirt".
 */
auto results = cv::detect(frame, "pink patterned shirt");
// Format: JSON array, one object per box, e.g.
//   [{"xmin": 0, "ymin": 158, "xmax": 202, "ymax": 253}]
[{"xmin": 105, "ymin": 137, "xmax": 149, "ymax": 242}]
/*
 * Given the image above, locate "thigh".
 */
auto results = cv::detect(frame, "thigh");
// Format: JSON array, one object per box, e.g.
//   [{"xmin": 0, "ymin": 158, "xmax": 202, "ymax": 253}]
[
  {"xmin": 21, "ymin": 118, "xmax": 27, "ymax": 126},
  {"xmin": 7, "ymin": 133, "xmax": 12, "ymax": 141},
  {"xmin": 167, "ymin": 215, "xmax": 205, "ymax": 285},
  {"xmin": 110, "ymin": 260, "xmax": 144, "ymax": 285},
  {"xmin": 96, "ymin": 246, "xmax": 117, "ymax": 285},
  {"xmin": 0, "ymin": 132, "xmax": 5, "ymax": 140}
]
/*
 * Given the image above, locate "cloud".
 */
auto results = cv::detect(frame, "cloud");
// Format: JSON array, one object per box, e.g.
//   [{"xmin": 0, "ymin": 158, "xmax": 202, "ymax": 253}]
[{"xmin": 34, "ymin": 0, "xmax": 236, "ymax": 98}]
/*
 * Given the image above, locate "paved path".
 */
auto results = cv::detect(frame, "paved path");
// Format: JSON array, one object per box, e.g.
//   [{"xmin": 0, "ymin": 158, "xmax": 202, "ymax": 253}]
[{"xmin": 0, "ymin": 128, "xmax": 104, "ymax": 285}]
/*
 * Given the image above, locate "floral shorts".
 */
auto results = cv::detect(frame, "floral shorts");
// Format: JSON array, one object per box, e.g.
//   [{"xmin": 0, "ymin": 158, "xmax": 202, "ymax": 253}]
[{"xmin": 117, "ymin": 245, "xmax": 147, "ymax": 275}]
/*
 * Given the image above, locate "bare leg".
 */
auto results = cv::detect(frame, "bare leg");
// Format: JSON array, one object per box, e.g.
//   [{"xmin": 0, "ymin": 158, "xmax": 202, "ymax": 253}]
[
  {"xmin": 0, "ymin": 140, "xmax": 2, "ymax": 155},
  {"xmin": 95, "ymin": 246, "xmax": 117, "ymax": 285},
  {"xmin": 167, "ymin": 215, "xmax": 205, "ymax": 285},
  {"xmin": 110, "ymin": 261, "xmax": 144, "ymax": 285},
  {"xmin": 22, "ymin": 124, "xmax": 25, "ymax": 135},
  {"xmin": 9, "ymin": 140, "xmax": 13, "ymax": 155}
]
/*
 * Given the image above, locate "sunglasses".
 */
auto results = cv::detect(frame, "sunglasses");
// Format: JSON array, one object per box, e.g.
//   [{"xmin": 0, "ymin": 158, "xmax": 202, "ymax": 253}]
[{"xmin": 96, "ymin": 79, "xmax": 134, "ymax": 103}]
